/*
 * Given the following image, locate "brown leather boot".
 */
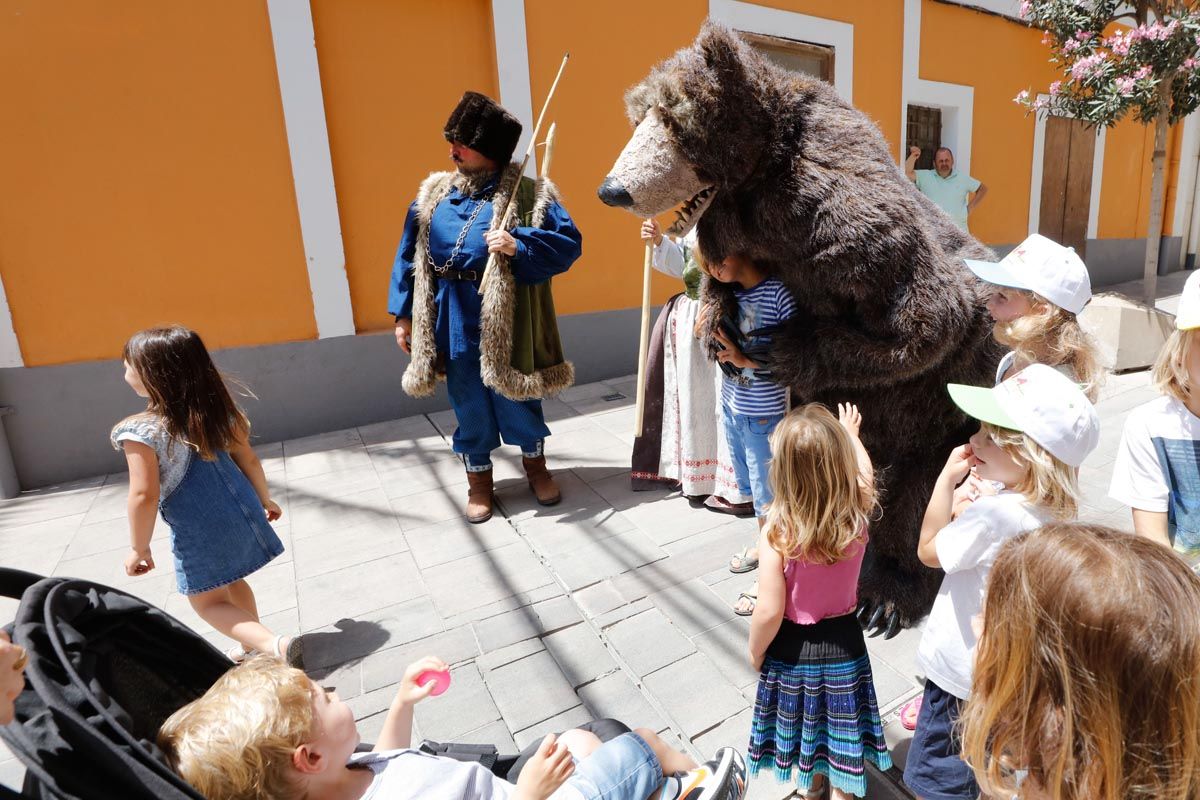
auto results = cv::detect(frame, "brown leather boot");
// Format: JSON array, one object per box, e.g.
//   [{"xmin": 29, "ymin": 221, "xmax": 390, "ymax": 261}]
[
  {"xmin": 465, "ymin": 469, "xmax": 494, "ymax": 523},
  {"xmin": 522, "ymin": 455, "xmax": 562, "ymax": 506}
]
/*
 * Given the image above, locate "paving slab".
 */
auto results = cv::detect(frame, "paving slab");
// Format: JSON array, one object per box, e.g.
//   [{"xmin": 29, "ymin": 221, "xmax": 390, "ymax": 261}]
[
  {"xmin": 642, "ymin": 653, "xmax": 748, "ymax": 738},
  {"xmin": 606, "ymin": 608, "xmax": 697, "ymax": 678},
  {"xmin": 486, "ymin": 650, "xmax": 581, "ymax": 733}
]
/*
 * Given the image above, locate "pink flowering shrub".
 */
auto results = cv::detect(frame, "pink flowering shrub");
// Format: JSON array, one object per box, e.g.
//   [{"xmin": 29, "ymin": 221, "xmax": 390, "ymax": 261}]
[{"xmin": 1014, "ymin": 1, "xmax": 1200, "ymax": 126}]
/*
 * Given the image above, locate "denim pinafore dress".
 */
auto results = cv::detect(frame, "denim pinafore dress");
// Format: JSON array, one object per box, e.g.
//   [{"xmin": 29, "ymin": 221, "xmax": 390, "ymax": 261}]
[{"xmin": 112, "ymin": 417, "xmax": 283, "ymax": 595}]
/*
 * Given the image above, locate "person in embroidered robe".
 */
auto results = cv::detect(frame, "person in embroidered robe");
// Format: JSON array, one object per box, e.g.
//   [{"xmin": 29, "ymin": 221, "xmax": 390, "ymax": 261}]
[{"xmin": 388, "ymin": 92, "xmax": 582, "ymax": 523}]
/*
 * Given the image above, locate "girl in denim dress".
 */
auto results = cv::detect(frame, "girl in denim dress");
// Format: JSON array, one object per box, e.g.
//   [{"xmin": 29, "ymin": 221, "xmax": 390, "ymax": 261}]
[{"xmin": 111, "ymin": 326, "xmax": 298, "ymax": 665}]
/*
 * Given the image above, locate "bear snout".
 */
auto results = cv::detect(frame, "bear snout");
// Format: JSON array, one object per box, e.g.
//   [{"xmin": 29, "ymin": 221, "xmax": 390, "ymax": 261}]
[{"xmin": 597, "ymin": 177, "xmax": 634, "ymax": 208}]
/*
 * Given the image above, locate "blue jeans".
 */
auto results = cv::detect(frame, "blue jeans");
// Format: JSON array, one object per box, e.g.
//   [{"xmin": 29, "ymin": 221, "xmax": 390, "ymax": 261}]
[
  {"xmin": 722, "ymin": 406, "xmax": 784, "ymax": 517},
  {"xmin": 557, "ymin": 732, "xmax": 663, "ymax": 800},
  {"xmin": 444, "ymin": 348, "xmax": 550, "ymax": 471},
  {"xmin": 902, "ymin": 680, "xmax": 980, "ymax": 800}
]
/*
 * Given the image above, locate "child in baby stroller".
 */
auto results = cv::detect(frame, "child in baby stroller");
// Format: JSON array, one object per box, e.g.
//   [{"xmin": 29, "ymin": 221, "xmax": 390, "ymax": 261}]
[{"xmin": 0, "ymin": 569, "xmax": 746, "ymax": 799}]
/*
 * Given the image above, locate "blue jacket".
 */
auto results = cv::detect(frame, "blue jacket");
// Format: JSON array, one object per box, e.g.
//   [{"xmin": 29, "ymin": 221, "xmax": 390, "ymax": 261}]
[{"xmin": 387, "ymin": 173, "xmax": 582, "ymax": 360}]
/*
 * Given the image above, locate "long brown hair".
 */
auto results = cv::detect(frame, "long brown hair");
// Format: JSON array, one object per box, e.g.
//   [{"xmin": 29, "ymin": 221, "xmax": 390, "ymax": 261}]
[
  {"xmin": 764, "ymin": 405, "xmax": 875, "ymax": 565},
  {"xmin": 118, "ymin": 326, "xmax": 249, "ymax": 460},
  {"xmin": 962, "ymin": 523, "xmax": 1200, "ymax": 800}
]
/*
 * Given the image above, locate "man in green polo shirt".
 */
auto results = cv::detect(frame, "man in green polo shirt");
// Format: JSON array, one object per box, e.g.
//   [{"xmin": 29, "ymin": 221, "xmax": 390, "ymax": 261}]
[{"xmin": 905, "ymin": 146, "xmax": 988, "ymax": 232}]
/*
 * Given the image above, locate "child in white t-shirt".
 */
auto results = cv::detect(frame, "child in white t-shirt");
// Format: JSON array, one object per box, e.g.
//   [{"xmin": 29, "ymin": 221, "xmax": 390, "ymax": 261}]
[
  {"xmin": 902, "ymin": 365, "xmax": 1099, "ymax": 800},
  {"xmin": 1110, "ymin": 269, "xmax": 1200, "ymax": 555},
  {"xmin": 158, "ymin": 655, "xmax": 747, "ymax": 800}
]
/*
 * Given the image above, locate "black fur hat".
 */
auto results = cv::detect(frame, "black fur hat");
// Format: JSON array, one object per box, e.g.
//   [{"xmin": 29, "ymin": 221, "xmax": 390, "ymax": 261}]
[{"xmin": 444, "ymin": 91, "xmax": 522, "ymax": 165}]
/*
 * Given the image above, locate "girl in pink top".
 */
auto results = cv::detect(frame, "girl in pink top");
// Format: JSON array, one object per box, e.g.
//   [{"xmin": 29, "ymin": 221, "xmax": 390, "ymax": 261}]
[{"xmin": 748, "ymin": 404, "xmax": 890, "ymax": 799}]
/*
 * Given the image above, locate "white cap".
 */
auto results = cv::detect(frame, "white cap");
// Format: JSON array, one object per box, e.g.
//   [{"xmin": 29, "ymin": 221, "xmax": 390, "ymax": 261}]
[
  {"xmin": 947, "ymin": 363, "xmax": 1099, "ymax": 467},
  {"xmin": 963, "ymin": 234, "xmax": 1092, "ymax": 314},
  {"xmin": 1175, "ymin": 270, "xmax": 1200, "ymax": 330}
]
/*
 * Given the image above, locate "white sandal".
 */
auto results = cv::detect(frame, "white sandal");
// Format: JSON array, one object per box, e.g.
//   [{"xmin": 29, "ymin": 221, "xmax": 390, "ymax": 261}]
[{"xmin": 225, "ymin": 643, "xmax": 251, "ymax": 664}]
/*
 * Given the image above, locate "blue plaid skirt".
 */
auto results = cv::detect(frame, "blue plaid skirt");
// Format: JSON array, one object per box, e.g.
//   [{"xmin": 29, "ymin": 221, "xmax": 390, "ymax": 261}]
[{"xmin": 749, "ymin": 614, "xmax": 892, "ymax": 797}]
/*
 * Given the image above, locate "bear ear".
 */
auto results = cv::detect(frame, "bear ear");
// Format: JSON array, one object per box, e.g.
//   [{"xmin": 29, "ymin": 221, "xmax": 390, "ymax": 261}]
[{"xmin": 695, "ymin": 20, "xmax": 746, "ymax": 74}]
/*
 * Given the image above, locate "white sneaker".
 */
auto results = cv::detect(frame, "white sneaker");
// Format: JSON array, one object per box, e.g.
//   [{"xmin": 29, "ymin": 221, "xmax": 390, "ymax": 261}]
[{"xmin": 659, "ymin": 747, "xmax": 747, "ymax": 800}]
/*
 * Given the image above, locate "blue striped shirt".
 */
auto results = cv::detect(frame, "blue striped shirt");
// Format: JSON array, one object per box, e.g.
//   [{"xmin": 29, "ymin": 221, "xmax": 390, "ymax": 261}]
[{"xmin": 721, "ymin": 278, "xmax": 797, "ymax": 415}]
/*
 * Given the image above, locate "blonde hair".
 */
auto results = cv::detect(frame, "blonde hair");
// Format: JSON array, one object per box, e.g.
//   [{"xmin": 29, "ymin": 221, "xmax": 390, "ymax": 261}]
[
  {"xmin": 962, "ymin": 523, "xmax": 1200, "ymax": 800},
  {"xmin": 980, "ymin": 422, "xmax": 1078, "ymax": 519},
  {"xmin": 158, "ymin": 656, "xmax": 315, "ymax": 800},
  {"xmin": 994, "ymin": 291, "xmax": 1103, "ymax": 401},
  {"xmin": 764, "ymin": 405, "xmax": 875, "ymax": 565},
  {"xmin": 1152, "ymin": 328, "xmax": 1197, "ymax": 404}
]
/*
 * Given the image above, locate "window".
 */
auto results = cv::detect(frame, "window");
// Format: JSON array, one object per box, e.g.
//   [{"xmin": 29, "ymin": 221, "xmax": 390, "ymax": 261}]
[
  {"xmin": 740, "ymin": 31, "xmax": 834, "ymax": 82},
  {"xmin": 906, "ymin": 105, "xmax": 943, "ymax": 171}
]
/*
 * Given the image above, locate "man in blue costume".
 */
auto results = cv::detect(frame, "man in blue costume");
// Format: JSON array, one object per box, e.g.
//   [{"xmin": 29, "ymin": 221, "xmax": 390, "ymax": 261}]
[{"xmin": 389, "ymin": 92, "xmax": 583, "ymax": 523}]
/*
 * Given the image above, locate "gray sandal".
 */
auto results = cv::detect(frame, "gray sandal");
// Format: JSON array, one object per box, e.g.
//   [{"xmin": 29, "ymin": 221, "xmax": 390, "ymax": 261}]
[{"xmin": 729, "ymin": 547, "xmax": 759, "ymax": 574}]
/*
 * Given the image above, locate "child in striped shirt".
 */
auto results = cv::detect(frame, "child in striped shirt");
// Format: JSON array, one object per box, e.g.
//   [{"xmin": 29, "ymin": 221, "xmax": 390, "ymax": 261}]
[{"xmin": 704, "ymin": 253, "xmax": 797, "ymax": 616}]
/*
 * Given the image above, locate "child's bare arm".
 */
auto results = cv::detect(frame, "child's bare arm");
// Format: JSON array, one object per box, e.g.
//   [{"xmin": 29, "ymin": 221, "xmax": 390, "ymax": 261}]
[
  {"xmin": 229, "ymin": 430, "xmax": 281, "ymax": 521},
  {"xmin": 918, "ymin": 445, "xmax": 974, "ymax": 568},
  {"xmin": 749, "ymin": 529, "xmax": 786, "ymax": 670},
  {"xmin": 837, "ymin": 403, "xmax": 874, "ymax": 488},
  {"xmin": 123, "ymin": 442, "xmax": 160, "ymax": 576},
  {"xmin": 374, "ymin": 657, "xmax": 448, "ymax": 752},
  {"xmin": 1131, "ymin": 508, "xmax": 1171, "ymax": 548}
]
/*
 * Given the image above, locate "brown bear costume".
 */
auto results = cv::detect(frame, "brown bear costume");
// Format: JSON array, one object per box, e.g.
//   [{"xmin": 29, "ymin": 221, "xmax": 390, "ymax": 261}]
[{"xmin": 599, "ymin": 23, "xmax": 1002, "ymax": 636}]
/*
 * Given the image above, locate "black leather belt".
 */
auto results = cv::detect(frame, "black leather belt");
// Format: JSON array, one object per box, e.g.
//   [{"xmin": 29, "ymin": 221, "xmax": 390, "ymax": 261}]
[{"xmin": 434, "ymin": 268, "xmax": 478, "ymax": 281}]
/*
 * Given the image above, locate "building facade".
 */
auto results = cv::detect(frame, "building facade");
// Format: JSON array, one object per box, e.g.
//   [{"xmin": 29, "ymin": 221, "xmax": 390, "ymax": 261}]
[{"xmin": 0, "ymin": 0, "xmax": 1193, "ymax": 487}]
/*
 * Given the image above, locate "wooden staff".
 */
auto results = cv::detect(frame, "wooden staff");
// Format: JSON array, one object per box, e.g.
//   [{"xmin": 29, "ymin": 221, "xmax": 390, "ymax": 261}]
[
  {"xmin": 479, "ymin": 53, "xmax": 570, "ymax": 296},
  {"xmin": 634, "ymin": 238, "xmax": 654, "ymax": 437},
  {"xmin": 540, "ymin": 122, "xmax": 556, "ymax": 177}
]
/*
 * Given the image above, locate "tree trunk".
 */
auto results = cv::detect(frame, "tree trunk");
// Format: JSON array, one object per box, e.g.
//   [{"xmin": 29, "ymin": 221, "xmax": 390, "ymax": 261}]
[{"xmin": 1143, "ymin": 83, "xmax": 1172, "ymax": 306}]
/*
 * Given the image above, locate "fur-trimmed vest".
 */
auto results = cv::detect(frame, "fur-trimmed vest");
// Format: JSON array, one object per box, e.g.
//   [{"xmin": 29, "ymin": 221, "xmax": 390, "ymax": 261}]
[{"xmin": 402, "ymin": 162, "xmax": 575, "ymax": 401}]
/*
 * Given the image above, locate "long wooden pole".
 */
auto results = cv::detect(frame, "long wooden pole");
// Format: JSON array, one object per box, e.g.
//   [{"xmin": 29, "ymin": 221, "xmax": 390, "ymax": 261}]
[
  {"xmin": 479, "ymin": 53, "xmax": 569, "ymax": 295},
  {"xmin": 540, "ymin": 122, "xmax": 556, "ymax": 178},
  {"xmin": 634, "ymin": 241, "xmax": 654, "ymax": 437}
]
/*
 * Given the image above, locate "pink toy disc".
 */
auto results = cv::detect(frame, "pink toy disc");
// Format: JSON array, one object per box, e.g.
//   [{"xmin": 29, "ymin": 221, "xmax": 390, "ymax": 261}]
[{"xmin": 416, "ymin": 668, "xmax": 450, "ymax": 697}]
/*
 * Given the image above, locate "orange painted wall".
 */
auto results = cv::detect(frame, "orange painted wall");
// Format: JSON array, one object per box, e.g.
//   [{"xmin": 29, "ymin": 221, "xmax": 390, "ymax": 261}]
[
  {"xmin": 0, "ymin": 1, "xmax": 315, "ymax": 366},
  {"xmin": 919, "ymin": 1, "xmax": 1059, "ymax": 245},
  {"xmin": 311, "ymin": 0, "xmax": 500, "ymax": 333}
]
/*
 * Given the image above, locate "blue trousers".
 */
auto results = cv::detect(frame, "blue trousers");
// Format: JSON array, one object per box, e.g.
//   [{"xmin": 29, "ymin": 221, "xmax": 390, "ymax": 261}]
[{"xmin": 445, "ymin": 351, "xmax": 550, "ymax": 471}]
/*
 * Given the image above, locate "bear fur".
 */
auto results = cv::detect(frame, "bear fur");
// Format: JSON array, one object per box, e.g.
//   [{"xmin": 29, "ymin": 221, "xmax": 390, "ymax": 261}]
[{"xmin": 600, "ymin": 22, "xmax": 1003, "ymax": 633}]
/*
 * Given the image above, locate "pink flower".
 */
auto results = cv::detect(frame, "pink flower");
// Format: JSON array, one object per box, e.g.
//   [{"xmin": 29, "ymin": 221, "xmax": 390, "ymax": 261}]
[
  {"xmin": 1135, "ymin": 64, "xmax": 1152, "ymax": 80},
  {"xmin": 1019, "ymin": 0, "xmax": 1032, "ymax": 19},
  {"xmin": 1075, "ymin": 31, "xmax": 1094, "ymax": 42},
  {"xmin": 1115, "ymin": 76, "xmax": 1136, "ymax": 95},
  {"xmin": 1070, "ymin": 53, "xmax": 1108, "ymax": 81},
  {"xmin": 1185, "ymin": 57, "xmax": 1198, "ymax": 70},
  {"xmin": 1033, "ymin": 97, "xmax": 1049, "ymax": 111},
  {"xmin": 1042, "ymin": 31, "xmax": 1053, "ymax": 45},
  {"xmin": 1063, "ymin": 38, "xmax": 1080, "ymax": 53},
  {"xmin": 1050, "ymin": 80, "xmax": 1063, "ymax": 96},
  {"xmin": 1014, "ymin": 89, "xmax": 1031, "ymax": 104}
]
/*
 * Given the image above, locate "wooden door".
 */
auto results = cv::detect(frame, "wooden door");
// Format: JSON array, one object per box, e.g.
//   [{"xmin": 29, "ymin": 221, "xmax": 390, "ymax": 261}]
[{"xmin": 1039, "ymin": 116, "xmax": 1096, "ymax": 257}]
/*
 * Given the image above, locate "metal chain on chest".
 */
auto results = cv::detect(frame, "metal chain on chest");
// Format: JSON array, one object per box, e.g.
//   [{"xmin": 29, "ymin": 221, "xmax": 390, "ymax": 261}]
[{"xmin": 426, "ymin": 190, "xmax": 495, "ymax": 273}]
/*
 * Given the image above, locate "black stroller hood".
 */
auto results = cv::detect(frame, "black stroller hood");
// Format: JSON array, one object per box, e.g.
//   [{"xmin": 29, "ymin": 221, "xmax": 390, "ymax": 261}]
[{"xmin": 0, "ymin": 568, "xmax": 229, "ymax": 799}]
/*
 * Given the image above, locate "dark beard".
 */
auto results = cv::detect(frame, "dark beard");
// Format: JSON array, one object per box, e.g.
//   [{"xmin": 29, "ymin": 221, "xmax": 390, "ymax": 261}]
[{"xmin": 453, "ymin": 165, "xmax": 497, "ymax": 196}]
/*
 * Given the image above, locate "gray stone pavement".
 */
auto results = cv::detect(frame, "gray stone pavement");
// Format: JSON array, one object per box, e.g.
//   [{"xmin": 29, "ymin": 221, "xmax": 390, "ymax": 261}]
[{"xmin": 0, "ymin": 365, "xmax": 1156, "ymax": 798}]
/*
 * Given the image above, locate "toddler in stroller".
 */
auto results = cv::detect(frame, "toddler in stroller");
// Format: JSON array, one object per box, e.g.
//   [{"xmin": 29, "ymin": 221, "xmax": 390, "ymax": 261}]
[{"xmin": 160, "ymin": 653, "xmax": 747, "ymax": 800}]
